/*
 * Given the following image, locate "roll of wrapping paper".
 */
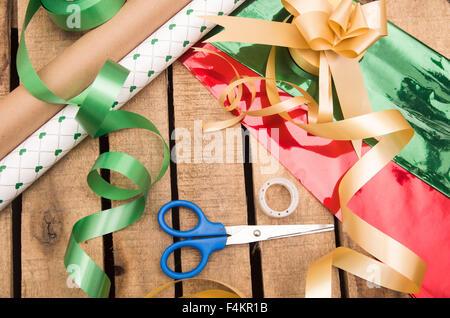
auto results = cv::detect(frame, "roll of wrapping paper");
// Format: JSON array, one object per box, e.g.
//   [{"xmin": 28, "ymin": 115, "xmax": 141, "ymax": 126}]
[
  {"xmin": 41, "ymin": 0, "xmax": 126, "ymax": 31},
  {"xmin": 13, "ymin": 0, "xmax": 249, "ymax": 298},
  {"xmin": 180, "ymin": 43, "xmax": 450, "ymax": 298},
  {"xmin": 0, "ymin": 0, "xmax": 247, "ymax": 210},
  {"xmin": 0, "ymin": 0, "xmax": 192, "ymax": 161},
  {"xmin": 206, "ymin": 0, "xmax": 450, "ymax": 197},
  {"xmin": 14, "ymin": 0, "xmax": 173, "ymax": 299}
]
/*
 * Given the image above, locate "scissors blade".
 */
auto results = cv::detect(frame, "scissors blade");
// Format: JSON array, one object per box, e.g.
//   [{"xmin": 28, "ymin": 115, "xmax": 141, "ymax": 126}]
[{"xmin": 225, "ymin": 224, "xmax": 334, "ymax": 245}]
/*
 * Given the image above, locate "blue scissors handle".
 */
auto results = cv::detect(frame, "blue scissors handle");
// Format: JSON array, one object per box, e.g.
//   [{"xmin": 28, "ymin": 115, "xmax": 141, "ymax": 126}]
[
  {"xmin": 158, "ymin": 200, "xmax": 227, "ymax": 238},
  {"xmin": 160, "ymin": 236, "xmax": 227, "ymax": 280},
  {"xmin": 158, "ymin": 200, "xmax": 228, "ymax": 279}
]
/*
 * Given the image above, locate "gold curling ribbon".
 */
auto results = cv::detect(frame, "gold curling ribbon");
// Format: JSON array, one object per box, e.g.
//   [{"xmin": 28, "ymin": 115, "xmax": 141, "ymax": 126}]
[
  {"xmin": 145, "ymin": 279, "xmax": 244, "ymax": 298},
  {"xmin": 197, "ymin": 0, "xmax": 427, "ymax": 297},
  {"xmin": 204, "ymin": 0, "xmax": 388, "ymax": 157}
]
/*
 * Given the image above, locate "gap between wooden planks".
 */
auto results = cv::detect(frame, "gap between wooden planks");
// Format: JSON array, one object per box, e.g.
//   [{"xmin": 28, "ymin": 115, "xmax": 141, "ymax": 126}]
[
  {"xmin": 14, "ymin": 0, "xmax": 176, "ymax": 298},
  {"xmin": 0, "ymin": 0, "xmax": 448, "ymax": 298},
  {"xmin": 338, "ymin": 0, "xmax": 449, "ymax": 298},
  {"xmin": 16, "ymin": 1, "xmax": 101, "ymax": 298},
  {"xmin": 0, "ymin": 0, "xmax": 12, "ymax": 298}
]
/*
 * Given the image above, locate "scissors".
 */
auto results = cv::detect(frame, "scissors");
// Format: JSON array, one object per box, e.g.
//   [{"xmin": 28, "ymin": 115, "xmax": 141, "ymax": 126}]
[{"xmin": 158, "ymin": 200, "xmax": 334, "ymax": 279}]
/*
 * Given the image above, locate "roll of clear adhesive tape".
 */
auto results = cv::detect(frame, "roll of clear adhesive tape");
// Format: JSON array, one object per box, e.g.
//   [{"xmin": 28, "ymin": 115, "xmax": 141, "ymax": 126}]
[{"xmin": 259, "ymin": 178, "xmax": 299, "ymax": 218}]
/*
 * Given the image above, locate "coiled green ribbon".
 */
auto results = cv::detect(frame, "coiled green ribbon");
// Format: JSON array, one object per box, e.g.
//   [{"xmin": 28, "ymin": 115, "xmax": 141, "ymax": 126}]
[
  {"xmin": 42, "ymin": 0, "xmax": 126, "ymax": 32},
  {"xmin": 18, "ymin": 0, "xmax": 170, "ymax": 298}
]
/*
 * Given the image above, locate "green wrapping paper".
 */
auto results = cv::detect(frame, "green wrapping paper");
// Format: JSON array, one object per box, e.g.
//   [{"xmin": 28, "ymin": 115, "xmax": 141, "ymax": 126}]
[{"xmin": 208, "ymin": 0, "xmax": 450, "ymax": 197}]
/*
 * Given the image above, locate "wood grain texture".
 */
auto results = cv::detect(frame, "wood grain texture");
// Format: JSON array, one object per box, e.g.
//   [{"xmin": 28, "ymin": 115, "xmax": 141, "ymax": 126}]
[
  {"xmin": 386, "ymin": 0, "xmax": 449, "ymax": 58},
  {"xmin": 360, "ymin": 0, "xmax": 449, "ymax": 58},
  {"xmin": 17, "ymin": 1, "xmax": 101, "ymax": 298},
  {"xmin": 0, "ymin": 0, "xmax": 11, "ymax": 97},
  {"xmin": 0, "ymin": 205, "xmax": 12, "ymax": 297},
  {"xmin": 10, "ymin": 0, "xmax": 16, "ymax": 29},
  {"xmin": 21, "ymin": 141, "xmax": 102, "ymax": 298},
  {"xmin": 250, "ymin": 137, "xmax": 340, "ymax": 297},
  {"xmin": 337, "ymin": 225, "xmax": 410, "ymax": 298},
  {"xmin": 1, "ymin": 0, "xmax": 446, "ymax": 298},
  {"xmin": 0, "ymin": 0, "xmax": 12, "ymax": 298},
  {"xmin": 109, "ymin": 72, "xmax": 174, "ymax": 298},
  {"xmin": 172, "ymin": 61, "xmax": 253, "ymax": 297},
  {"xmin": 337, "ymin": 0, "xmax": 449, "ymax": 298}
]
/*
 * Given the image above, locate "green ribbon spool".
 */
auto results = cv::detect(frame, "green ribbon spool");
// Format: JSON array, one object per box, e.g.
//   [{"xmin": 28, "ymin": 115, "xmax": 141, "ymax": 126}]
[
  {"xmin": 17, "ymin": 0, "xmax": 170, "ymax": 298},
  {"xmin": 41, "ymin": 0, "xmax": 126, "ymax": 31}
]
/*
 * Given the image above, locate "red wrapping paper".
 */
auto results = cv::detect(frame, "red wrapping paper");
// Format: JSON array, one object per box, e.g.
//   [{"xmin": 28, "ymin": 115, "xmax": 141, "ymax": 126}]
[{"xmin": 180, "ymin": 43, "xmax": 450, "ymax": 298}]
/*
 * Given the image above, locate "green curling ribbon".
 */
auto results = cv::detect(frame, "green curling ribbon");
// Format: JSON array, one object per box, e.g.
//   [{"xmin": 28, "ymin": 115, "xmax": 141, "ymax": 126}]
[
  {"xmin": 18, "ymin": 0, "xmax": 125, "ymax": 103},
  {"xmin": 42, "ymin": 0, "xmax": 126, "ymax": 32},
  {"xmin": 66, "ymin": 61, "xmax": 170, "ymax": 297},
  {"xmin": 18, "ymin": 0, "xmax": 170, "ymax": 298}
]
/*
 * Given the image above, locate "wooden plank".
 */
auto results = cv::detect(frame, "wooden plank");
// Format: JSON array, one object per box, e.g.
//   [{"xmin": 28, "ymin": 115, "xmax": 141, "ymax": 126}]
[
  {"xmin": 0, "ymin": 205, "xmax": 12, "ymax": 298},
  {"xmin": 109, "ymin": 71, "xmax": 174, "ymax": 298},
  {"xmin": 360, "ymin": 0, "xmax": 449, "ymax": 57},
  {"xmin": 386, "ymin": 0, "xmax": 449, "ymax": 58},
  {"xmin": 21, "ymin": 141, "xmax": 102, "ymax": 298},
  {"xmin": 0, "ymin": 0, "xmax": 11, "ymax": 97},
  {"xmin": 7, "ymin": 0, "xmax": 445, "ymax": 299},
  {"xmin": 0, "ymin": 0, "xmax": 12, "ymax": 298},
  {"xmin": 338, "ymin": 226, "xmax": 409, "ymax": 298},
  {"xmin": 338, "ymin": 0, "xmax": 449, "ymax": 298},
  {"xmin": 18, "ymin": 1, "xmax": 102, "ymax": 297},
  {"xmin": 172, "ymin": 61, "xmax": 253, "ymax": 297},
  {"xmin": 251, "ymin": 139, "xmax": 340, "ymax": 297},
  {"xmin": 10, "ymin": 0, "xmax": 16, "ymax": 29}
]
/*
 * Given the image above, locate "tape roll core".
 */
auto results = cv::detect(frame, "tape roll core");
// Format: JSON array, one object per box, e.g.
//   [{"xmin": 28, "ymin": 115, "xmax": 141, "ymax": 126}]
[{"xmin": 258, "ymin": 178, "xmax": 299, "ymax": 218}]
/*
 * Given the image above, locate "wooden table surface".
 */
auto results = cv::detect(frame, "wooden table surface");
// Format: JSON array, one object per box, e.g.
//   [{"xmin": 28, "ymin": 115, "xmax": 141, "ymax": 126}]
[{"xmin": 0, "ymin": 0, "xmax": 448, "ymax": 298}]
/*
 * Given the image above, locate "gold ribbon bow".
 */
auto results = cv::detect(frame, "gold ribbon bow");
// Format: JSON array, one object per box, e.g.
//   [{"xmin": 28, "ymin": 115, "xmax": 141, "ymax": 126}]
[
  {"xmin": 284, "ymin": 0, "xmax": 387, "ymax": 57},
  {"xmin": 205, "ymin": 0, "xmax": 388, "ymax": 157},
  {"xmin": 201, "ymin": 0, "xmax": 427, "ymax": 297}
]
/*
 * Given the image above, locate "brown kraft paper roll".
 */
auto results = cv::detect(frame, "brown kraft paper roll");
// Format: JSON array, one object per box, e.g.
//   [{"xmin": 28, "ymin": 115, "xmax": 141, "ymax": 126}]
[{"xmin": 0, "ymin": 0, "xmax": 192, "ymax": 160}]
